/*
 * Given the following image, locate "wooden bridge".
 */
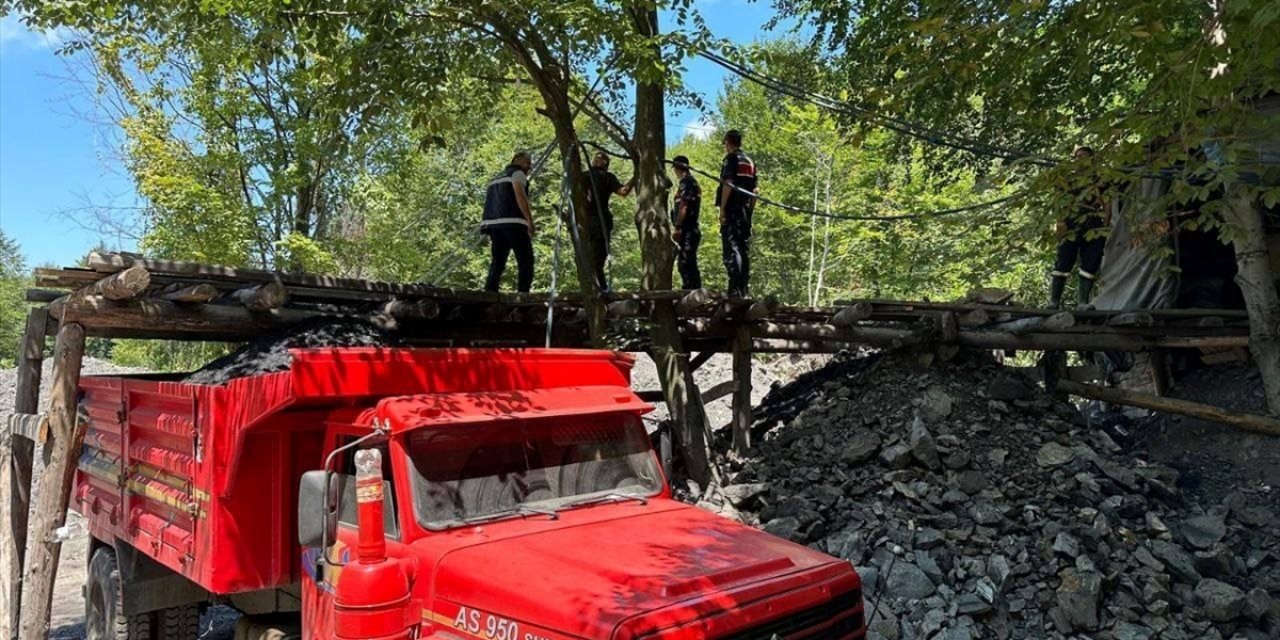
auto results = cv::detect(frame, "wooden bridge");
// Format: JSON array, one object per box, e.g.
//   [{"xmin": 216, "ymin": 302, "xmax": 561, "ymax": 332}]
[{"xmin": 0, "ymin": 251, "xmax": 1270, "ymax": 638}]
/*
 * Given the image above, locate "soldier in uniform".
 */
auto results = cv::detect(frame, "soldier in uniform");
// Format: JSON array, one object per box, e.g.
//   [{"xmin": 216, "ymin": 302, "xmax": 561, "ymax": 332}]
[{"xmin": 716, "ymin": 130, "xmax": 757, "ymax": 298}]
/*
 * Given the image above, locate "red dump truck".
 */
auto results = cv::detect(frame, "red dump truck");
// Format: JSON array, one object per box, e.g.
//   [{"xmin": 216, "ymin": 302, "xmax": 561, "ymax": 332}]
[{"xmin": 73, "ymin": 348, "xmax": 866, "ymax": 639}]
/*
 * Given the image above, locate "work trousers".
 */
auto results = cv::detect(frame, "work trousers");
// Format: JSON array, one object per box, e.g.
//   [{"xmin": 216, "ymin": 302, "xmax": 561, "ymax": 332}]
[
  {"xmin": 484, "ymin": 224, "xmax": 534, "ymax": 293},
  {"xmin": 721, "ymin": 211, "xmax": 752, "ymax": 297},
  {"xmin": 589, "ymin": 219, "xmax": 612, "ymax": 293},
  {"xmin": 1052, "ymin": 232, "xmax": 1105, "ymax": 281},
  {"xmin": 676, "ymin": 229, "xmax": 702, "ymax": 290}
]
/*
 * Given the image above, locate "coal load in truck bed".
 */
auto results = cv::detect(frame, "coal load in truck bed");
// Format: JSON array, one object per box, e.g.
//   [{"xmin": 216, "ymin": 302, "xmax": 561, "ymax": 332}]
[
  {"xmin": 184, "ymin": 317, "xmax": 399, "ymax": 385},
  {"xmin": 694, "ymin": 349, "xmax": 1280, "ymax": 640}
]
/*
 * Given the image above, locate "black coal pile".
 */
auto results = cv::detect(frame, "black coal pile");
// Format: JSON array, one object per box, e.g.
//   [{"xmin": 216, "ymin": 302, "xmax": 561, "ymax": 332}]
[
  {"xmin": 695, "ymin": 350, "xmax": 1279, "ymax": 640},
  {"xmin": 185, "ymin": 317, "xmax": 398, "ymax": 385}
]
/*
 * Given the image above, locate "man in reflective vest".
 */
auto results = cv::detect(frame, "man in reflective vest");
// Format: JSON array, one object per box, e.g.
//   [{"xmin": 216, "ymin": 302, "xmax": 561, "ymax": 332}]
[
  {"xmin": 482, "ymin": 151, "xmax": 536, "ymax": 292},
  {"xmin": 717, "ymin": 129, "xmax": 758, "ymax": 298}
]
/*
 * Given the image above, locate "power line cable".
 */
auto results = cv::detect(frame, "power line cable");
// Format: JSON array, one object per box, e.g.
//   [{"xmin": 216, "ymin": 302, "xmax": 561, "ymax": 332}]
[
  {"xmin": 582, "ymin": 141, "xmax": 1022, "ymax": 222},
  {"xmin": 695, "ymin": 49, "xmax": 1057, "ymax": 167}
]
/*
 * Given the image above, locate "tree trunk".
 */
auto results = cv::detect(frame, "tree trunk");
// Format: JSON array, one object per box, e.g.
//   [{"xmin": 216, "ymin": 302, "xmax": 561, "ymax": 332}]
[
  {"xmin": 1224, "ymin": 188, "xmax": 1280, "ymax": 414},
  {"xmin": 629, "ymin": 5, "xmax": 713, "ymax": 486}
]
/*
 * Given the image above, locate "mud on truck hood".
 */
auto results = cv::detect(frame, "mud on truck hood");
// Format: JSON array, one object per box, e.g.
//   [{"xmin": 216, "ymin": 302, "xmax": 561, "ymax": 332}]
[{"xmin": 427, "ymin": 501, "xmax": 860, "ymax": 639}]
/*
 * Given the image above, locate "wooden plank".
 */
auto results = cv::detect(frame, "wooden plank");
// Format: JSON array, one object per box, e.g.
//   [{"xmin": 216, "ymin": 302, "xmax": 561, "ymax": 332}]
[
  {"xmin": 689, "ymin": 351, "xmax": 716, "ymax": 372},
  {"xmin": 19, "ymin": 321, "xmax": 86, "ymax": 640},
  {"xmin": 1, "ymin": 308, "xmax": 46, "ymax": 640},
  {"xmin": 1057, "ymin": 379, "xmax": 1280, "ymax": 436},
  {"xmin": 731, "ymin": 324, "xmax": 753, "ymax": 453},
  {"xmin": 5, "ymin": 414, "xmax": 45, "ymax": 442},
  {"xmin": 700, "ymin": 380, "xmax": 737, "ymax": 404}
]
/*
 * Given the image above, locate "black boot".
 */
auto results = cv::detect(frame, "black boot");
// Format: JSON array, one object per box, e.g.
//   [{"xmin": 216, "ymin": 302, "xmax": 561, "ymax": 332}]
[
  {"xmin": 1077, "ymin": 276, "xmax": 1095, "ymax": 309},
  {"xmin": 1049, "ymin": 275, "xmax": 1067, "ymax": 309}
]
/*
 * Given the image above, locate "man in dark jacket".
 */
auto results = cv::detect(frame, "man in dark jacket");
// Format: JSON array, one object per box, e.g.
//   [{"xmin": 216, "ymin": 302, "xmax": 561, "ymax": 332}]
[
  {"xmin": 482, "ymin": 151, "xmax": 535, "ymax": 292},
  {"xmin": 585, "ymin": 151, "xmax": 633, "ymax": 292},
  {"xmin": 717, "ymin": 129, "xmax": 757, "ymax": 298},
  {"xmin": 670, "ymin": 155, "xmax": 702, "ymax": 289},
  {"xmin": 1050, "ymin": 146, "xmax": 1109, "ymax": 308}
]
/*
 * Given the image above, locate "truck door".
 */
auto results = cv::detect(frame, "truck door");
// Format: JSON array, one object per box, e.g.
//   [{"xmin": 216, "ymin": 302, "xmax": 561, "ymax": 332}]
[{"xmin": 301, "ymin": 434, "xmax": 401, "ymax": 640}]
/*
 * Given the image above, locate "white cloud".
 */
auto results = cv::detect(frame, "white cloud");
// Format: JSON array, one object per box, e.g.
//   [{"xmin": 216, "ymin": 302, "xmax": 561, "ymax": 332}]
[
  {"xmin": 681, "ymin": 116, "xmax": 716, "ymax": 141},
  {"xmin": 0, "ymin": 14, "xmax": 70, "ymax": 52}
]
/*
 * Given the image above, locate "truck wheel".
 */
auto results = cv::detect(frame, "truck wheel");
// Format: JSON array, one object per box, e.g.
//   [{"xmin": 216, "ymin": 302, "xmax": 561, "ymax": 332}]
[
  {"xmin": 157, "ymin": 604, "xmax": 201, "ymax": 640},
  {"xmin": 86, "ymin": 547, "xmax": 156, "ymax": 640}
]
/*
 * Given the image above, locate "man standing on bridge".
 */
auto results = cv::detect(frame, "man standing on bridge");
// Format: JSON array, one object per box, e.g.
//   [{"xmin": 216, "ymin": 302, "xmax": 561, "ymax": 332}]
[
  {"xmin": 718, "ymin": 129, "xmax": 758, "ymax": 298},
  {"xmin": 670, "ymin": 155, "xmax": 703, "ymax": 289},
  {"xmin": 585, "ymin": 150, "xmax": 633, "ymax": 293},
  {"xmin": 482, "ymin": 151, "xmax": 536, "ymax": 293}
]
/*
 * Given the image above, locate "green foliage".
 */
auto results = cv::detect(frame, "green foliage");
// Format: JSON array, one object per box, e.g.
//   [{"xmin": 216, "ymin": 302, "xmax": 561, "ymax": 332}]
[{"xmin": 0, "ymin": 229, "xmax": 31, "ymax": 366}]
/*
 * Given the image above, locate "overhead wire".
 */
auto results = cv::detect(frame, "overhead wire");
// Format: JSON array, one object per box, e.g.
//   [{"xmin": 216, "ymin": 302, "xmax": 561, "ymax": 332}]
[
  {"xmin": 694, "ymin": 49, "xmax": 1057, "ymax": 167},
  {"xmin": 581, "ymin": 141, "xmax": 1023, "ymax": 222}
]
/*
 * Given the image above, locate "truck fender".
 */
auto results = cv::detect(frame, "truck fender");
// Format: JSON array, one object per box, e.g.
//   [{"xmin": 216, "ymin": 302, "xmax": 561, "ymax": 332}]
[{"xmin": 112, "ymin": 539, "xmax": 209, "ymax": 616}]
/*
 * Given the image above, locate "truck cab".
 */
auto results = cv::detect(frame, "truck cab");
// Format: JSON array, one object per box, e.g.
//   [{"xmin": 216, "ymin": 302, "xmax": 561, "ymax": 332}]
[{"xmin": 74, "ymin": 348, "xmax": 865, "ymax": 639}]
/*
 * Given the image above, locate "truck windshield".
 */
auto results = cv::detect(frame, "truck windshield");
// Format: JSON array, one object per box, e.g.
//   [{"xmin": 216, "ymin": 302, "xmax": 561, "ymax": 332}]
[{"xmin": 406, "ymin": 413, "xmax": 662, "ymax": 530}]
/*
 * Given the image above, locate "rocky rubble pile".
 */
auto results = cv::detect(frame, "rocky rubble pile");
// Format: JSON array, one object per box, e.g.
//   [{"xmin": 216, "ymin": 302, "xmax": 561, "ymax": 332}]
[
  {"xmin": 695, "ymin": 350, "xmax": 1280, "ymax": 640},
  {"xmin": 185, "ymin": 317, "xmax": 398, "ymax": 384}
]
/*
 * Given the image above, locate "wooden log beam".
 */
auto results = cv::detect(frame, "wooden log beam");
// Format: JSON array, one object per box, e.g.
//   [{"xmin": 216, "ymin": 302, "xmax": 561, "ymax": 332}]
[
  {"xmin": 732, "ymin": 324, "xmax": 753, "ymax": 453},
  {"xmin": 958, "ymin": 308, "xmax": 991, "ymax": 328},
  {"xmin": 19, "ymin": 321, "xmax": 85, "ymax": 640},
  {"xmin": 233, "ymin": 280, "xmax": 288, "ymax": 311},
  {"xmin": 383, "ymin": 298, "xmax": 441, "ymax": 320},
  {"xmin": 1057, "ymin": 379, "xmax": 1280, "ymax": 436},
  {"xmin": 1, "ymin": 308, "xmax": 46, "ymax": 640},
  {"xmin": 158, "ymin": 283, "xmax": 220, "ymax": 303},
  {"xmin": 743, "ymin": 321, "xmax": 928, "ymax": 348},
  {"xmin": 830, "ymin": 302, "xmax": 874, "ymax": 327},
  {"xmin": 745, "ymin": 296, "xmax": 778, "ymax": 322},
  {"xmin": 701, "ymin": 379, "xmax": 737, "ymax": 404},
  {"xmin": 607, "ymin": 299, "xmax": 645, "ymax": 317},
  {"xmin": 677, "ymin": 288, "xmax": 715, "ymax": 314},
  {"xmin": 1107, "ymin": 311, "xmax": 1155, "ymax": 327},
  {"xmin": 991, "ymin": 311, "xmax": 1076, "ymax": 334},
  {"xmin": 48, "ymin": 295, "xmax": 322, "ymax": 340},
  {"xmin": 23, "ymin": 288, "xmax": 63, "ymax": 303},
  {"xmin": 91, "ymin": 264, "xmax": 150, "ymax": 300},
  {"xmin": 957, "ymin": 330, "xmax": 1248, "ymax": 352},
  {"xmin": 689, "ymin": 351, "xmax": 716, "ymax": 372}
]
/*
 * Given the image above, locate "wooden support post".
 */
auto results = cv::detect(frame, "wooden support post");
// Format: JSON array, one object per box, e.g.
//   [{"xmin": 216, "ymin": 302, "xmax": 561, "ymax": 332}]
[
  {"xmin": 159, "ymin": 283, "xmax": 220, "ymax": 303},
  {"xmin": 731, "ymin": 324, "xmax": 753, "ymax": 453},
  {"xmin": 1, "ymin": 308, "xmax": 47, "ymax": 640},
  {"xmin": 92, "ymin": 264, "xmax": 150, "ymax": 300},
  {"xmin": 1057, "ymin": 379, "xmax": 1280, "ymax": 436},
  {"xmin": 233, "ymin": 280, "xmax": 288, "ymax": 311},
  {"xmin": 19, "ymin": 321, "xmax": 86, "ymax": 640}
]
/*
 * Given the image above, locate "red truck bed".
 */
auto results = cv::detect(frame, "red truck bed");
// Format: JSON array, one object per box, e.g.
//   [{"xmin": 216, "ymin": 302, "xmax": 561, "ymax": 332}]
[{"xmin": 73, "ymin": 348, "xmax": 637, "ymax": 595}]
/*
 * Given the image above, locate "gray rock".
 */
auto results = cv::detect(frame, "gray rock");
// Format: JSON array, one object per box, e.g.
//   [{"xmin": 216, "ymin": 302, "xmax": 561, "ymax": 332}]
[
  {"xmin": 908, "ymin": 418, "xmax": 941, "ymax": 470},
  {"xmin": 762, "ymin": 516, "xmax": 803, "ymax": 542},
  {"xmin": 956, "ymin": 593, "xmax": 993, "ymax": 615},
  {"xmin": 1150, "ymin": 540, "xmax": 1202, "ymax": 584},
  {"xmin": 986, "ymin": 554, "xmax": 1011, "ymax": 588},
  {"xmin": 918, "ymin": 386, "xmax": 954, "ymax": 422},
  {"xmin": 1056, "ymin": 568, "xmax": 1102, "ymax": 630},
  {"xmin": 915, "ymin": 528, "xmax": 944, "ymax": 550},
  {"xmin": 885, "ymin": 562, "xmax": 937, "ymax": 600},
  {"xmin": 842, "ymin": 431, "xmax": 882, "ymax": 465},
  {"xmin": 987, "ymin": 372, "xmax": 1034, "ymax": 401},
  {"xmin": 1242, "ymin": 587, "xmax": 1273, "ymax": 621},
  {"xmin": 1052, "ymin": 532, "xmax": 1081, "ymax": 558},
  {"xmin": 1036, "ymin": 442, "xmax": 1075, "ymax": 467},
  {"xmin": 879, "ymin": 443, "xmax": 913, "ymax": 470},
  {"xmin": 1112, "ymin": 621, "xmax": 1155, "ymax": 640},
  {"xmin": 720, "ymin": 483, "xmax": 769, "ymax": 507},
  {"xmin": 826, "ymin": 529, "xmax": 866, "ymax": 562},
  {"xmin": 955, "ymin": 469, "xmax": 988, "ymax": 495},
  {"xmin": 1195, "ymin": 578, "xmax": 1246, "ymax": 622},
  {"xmin": 971, "ymin": 500, "xmax": 1004, "ymax": 526},
  {"xmin": 1182, "ymin": 513, "xmax": 1227, "ymax": 550},
  {"xmin": 913, "ymin": 551, "xmax": 944, "ymax": 585}
]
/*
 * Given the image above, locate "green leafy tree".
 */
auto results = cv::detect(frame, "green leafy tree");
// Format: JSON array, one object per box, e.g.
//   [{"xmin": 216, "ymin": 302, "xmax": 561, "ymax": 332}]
[{"xmin": 0, "ymin": 229, "xmax": 31, "ymax": 366}]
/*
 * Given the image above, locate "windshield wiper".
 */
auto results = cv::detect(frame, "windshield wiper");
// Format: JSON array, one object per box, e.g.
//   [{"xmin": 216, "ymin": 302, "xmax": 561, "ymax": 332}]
[
  {"xmin": 463, "ymin": 503, "xmax": 559, "ymax": 525},
  {"xmin": 564, "ymin": 492, "xmax": 650, "ymax": 509}
]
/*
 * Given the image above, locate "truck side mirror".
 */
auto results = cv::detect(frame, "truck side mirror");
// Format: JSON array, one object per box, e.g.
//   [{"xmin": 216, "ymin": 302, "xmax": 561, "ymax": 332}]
[{"xmin": 298, "ymin": 470, "xmax": 338, "ymax": 548}]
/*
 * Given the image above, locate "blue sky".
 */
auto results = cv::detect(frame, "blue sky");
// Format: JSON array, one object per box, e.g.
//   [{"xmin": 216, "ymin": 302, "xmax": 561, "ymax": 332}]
[{"xmin": 0, "ymin": 1, "xmax": 788, "ymax": 268}]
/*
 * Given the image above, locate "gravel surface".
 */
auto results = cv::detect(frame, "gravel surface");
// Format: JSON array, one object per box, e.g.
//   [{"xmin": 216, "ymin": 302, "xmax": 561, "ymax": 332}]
[{"xmin": 691, "ymin": 348, "xmax": 1279, "ymax": 640}]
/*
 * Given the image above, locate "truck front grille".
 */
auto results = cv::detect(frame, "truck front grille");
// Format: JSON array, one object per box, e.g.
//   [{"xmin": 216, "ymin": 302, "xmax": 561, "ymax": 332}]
[{"xmin": 721, "ymin": 590, "xmax": 864, "ymax": 640}]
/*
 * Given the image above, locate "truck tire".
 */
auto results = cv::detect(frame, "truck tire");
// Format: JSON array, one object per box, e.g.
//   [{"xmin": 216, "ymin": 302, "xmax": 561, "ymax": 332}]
[
  {"xmin": 157, "ymin": 604, "xmax": 201, "ymax": 640},
  {"xmin": 86, "ymin": 547, "xmax": 156, "ymax": 640}
]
